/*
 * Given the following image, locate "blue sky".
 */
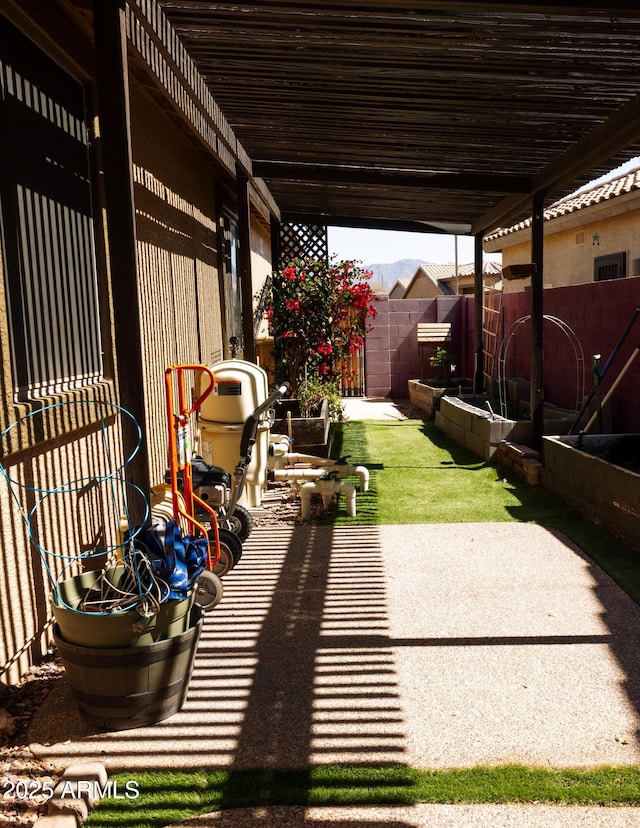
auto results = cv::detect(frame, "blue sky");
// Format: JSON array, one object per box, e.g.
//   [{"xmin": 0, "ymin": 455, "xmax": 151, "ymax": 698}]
[
  {"xmin": 327, "ymin": 157, "xmax": 640, "ymax": 266},
  {"xmin": 327, "ymin": 226, "xmax": 481, "ymax": 266}
]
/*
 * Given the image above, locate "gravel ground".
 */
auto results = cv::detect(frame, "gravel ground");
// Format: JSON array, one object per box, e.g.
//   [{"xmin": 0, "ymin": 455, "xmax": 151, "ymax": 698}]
[{"xmin": 0, "ymin": 658, "xmax": 66, "ymax": 827}]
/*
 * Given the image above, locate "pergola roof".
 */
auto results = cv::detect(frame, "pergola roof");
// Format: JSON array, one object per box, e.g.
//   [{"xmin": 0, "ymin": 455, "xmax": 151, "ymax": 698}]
[{"xmin": 158, "ymin": 1, "xmax": 640, "ymax": 236}]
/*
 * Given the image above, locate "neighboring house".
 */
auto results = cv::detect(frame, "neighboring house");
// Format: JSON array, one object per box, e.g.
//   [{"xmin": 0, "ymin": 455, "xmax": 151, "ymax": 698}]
[
  {"xmin": 484, "ymin": 166, "xmax": 640, "ymax": 292},
  {"xmin": 388, "ymin": 278, "xmax": 411, "ymax": 299},
  {"xmin": 402, "ymin": 262, "xmax": 502, "ymax": 298},
  {"xmin": 0, "ymin": 5, "xmax": 275, "ymax": 686}
]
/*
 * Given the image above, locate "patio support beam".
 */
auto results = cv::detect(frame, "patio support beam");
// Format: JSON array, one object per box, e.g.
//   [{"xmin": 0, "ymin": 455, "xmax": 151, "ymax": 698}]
[
  {"xmin": 236, "ymin": 1, "xmax": 640, "ymax": 11},
  {"xmin": 281, "ymin": 213, "xmax": 458, "ymax": 236},
  {"xmin": 93, "ymin": 0, "xmax": 149, "ymax": 519},
  {"xmin": 237, "ymin": 165, "xmax": 256, "ymax": 362},
  {"xmin": 414, "ymin": 1, "xmax": 640, "ymax": 10},
  {"xmin": 253, "ymin": 162, "xmax": 531, "ymax": 194},
  {"xmin": 530, "ymin": 189, "xmax": 546, "ymax": 452},
  {"xmin": 474, "ymin": 231, "xmax": 484, "ymax": 393}
]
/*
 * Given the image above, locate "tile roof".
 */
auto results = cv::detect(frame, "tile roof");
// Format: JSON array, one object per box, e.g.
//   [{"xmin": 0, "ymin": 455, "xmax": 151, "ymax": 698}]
[
  {"xmin": 418, "ymin": 261, "xmax": 503, "ymax": 280},
  {"xmin": 485, "ymin": 166, "xmax": 640, "ymax": 242},
  {"xmin": 402, "ymin": 261, "xmax": 502, "ymax": 296}
]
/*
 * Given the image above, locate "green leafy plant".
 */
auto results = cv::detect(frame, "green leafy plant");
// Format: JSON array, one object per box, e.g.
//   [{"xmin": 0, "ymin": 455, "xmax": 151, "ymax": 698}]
[
  {"xmin": 298, "ymin": 371, "xmax": 344, "ymax": 421},
  {"xmin": 429, "ymin": 346, "xmax": 456, "ymax": 382},
  {"xmin": 266, "ymin": 257, "xmax": 377, "ymax": 396}
]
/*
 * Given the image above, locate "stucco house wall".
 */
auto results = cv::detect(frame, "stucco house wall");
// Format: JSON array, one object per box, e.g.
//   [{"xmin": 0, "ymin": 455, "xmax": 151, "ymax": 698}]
[
  {"xmin": 130, "ymin": 83, "xmax": 227, "ymax": 487},
  {"xmin": 0, "ymin": 6, "xmax": 272, "ymax": 688},
  {"xmin": 485, "ymin": 169, "xmax": 640, "ymax": 293},
  {"xmin": 402, "ymin": 262, "xmax": 502, "ymax": 299}
]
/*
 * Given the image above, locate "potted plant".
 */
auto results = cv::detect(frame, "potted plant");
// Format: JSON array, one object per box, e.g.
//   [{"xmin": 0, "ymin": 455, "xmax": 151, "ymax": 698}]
[
  {"xmin": 429, "ymin": 346, "xmax": 457, "ymax": 384},
  {"xmin": 408, "ymin": 347, "xmax": 464, "ymax": 417}
]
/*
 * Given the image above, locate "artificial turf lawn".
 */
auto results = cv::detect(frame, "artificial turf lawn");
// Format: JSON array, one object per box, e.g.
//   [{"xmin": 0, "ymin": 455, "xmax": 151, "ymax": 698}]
[
  {"xmin": 86, "ymin": 765, "xmax": 640, "ymax": 827},
  {"xmin": 327, "ymin": 418, "xmax": 566, "ymax": 524}
]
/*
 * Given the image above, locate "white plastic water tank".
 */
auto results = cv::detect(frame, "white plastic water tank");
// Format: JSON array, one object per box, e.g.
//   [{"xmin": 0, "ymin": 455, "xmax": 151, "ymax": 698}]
[
  {"xmin": 199, "ymin": 360, "xmax": 268, "ymax": 424},
  {"xmin": 197, "ymin": 360, "xmax": 270, "ymax": 507}
]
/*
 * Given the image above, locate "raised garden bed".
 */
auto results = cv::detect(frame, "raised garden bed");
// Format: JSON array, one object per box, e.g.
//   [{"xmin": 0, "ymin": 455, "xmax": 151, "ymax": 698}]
[
  {"xmin": 435, "ymin": 395, "xmax": 531, "ymax": 461},
  {"xmin": 435, "ymin": 395, "xmax": 576, "ymax": 461},
  {"xmin": 543, "ymin": 434, "xmax": 640, "ymax": 552},
  {"xmin": 272, "ymin": 397, "xmax": 332, "ymax": 457},
  {"xmin": 408, "ymin": 378, "xmax": 473, "ymax": 419}
]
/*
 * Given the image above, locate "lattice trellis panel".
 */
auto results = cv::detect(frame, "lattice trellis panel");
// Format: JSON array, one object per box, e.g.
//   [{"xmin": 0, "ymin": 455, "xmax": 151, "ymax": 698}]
[
  {"xmin": 482, "ymin": 284, "xmax": 503, "ymax": 393},
  {"xmin": 280, "ymin": 223, "xmax": 328, "ymax": 265}
]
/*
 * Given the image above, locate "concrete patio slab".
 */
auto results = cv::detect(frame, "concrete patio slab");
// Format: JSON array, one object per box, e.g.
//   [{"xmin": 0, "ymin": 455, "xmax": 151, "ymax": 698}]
[
  {"xmin": 341, "ymin": 397, "xmax": 408, "ymax": 421},
  {"xmin": 30, "ymin": 523, "xmax": 640, "ymax": 769},
  {"xmin": 171, "ymin": 803, "xmax": 640, "ymax": 827},
  {"xmin": 28, "ymin": 521, "xmax": 640, "ymax": 825}
]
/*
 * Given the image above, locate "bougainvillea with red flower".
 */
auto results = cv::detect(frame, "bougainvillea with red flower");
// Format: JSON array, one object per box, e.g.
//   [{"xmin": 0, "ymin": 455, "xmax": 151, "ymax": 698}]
[{"xmin": 267, "ymin": 257, "xmax": 377, "ymax": 393}]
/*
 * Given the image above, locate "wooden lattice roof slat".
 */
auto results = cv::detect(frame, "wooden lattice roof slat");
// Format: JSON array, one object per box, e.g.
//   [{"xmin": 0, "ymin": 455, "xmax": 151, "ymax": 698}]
[{"xmin": 156, "ymin": 0, "xmax": 640, "ymax": 233}]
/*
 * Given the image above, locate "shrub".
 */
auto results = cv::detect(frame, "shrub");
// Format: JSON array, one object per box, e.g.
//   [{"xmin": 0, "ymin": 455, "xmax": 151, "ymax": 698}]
[{"xmin": 266, "ymin": 257, "xmax": 377, "ymax": 395}]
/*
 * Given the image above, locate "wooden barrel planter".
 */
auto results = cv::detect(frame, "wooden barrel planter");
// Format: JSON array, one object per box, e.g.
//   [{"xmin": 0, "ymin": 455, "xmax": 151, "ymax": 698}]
[
  {"xmin": 51, "ymin": 566, "xmax": 195, "ymax": 648},
  {"xmin": 54, "ymin": 604, "xmax": 203, "ymax": 731}
]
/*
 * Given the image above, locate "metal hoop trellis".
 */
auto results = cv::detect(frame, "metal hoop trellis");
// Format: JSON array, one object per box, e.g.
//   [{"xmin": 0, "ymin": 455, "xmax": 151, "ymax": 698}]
[
  {"xmin": 497, "ymin": 315, "xmax": 585, "ymax": 419},
  {"xmin": 0, "ymin": 397, "xmax": 153, "ymax": 617}
]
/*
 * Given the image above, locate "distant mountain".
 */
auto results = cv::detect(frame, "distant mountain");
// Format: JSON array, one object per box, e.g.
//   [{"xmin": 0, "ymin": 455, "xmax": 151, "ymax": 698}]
[{"xmin": 363, "ymin": 259, "xmax": 427, "ymax": 293}]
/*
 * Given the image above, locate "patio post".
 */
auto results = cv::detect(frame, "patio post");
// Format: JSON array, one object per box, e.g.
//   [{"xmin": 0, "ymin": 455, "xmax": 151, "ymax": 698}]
[
  {"xmin": 530, "ymin": 189, "xmax": 546, "ymax": 451},
  {"xmin": 474, "ymin": 230, "xmax": 484, "ymax": 393},
  {"xmin": 93, "ymin": 0, "xmax": 149, "ymax": 520},
  {"xmin": 236, "ymin": 165, "xmax": 256, "ymax": 362}
]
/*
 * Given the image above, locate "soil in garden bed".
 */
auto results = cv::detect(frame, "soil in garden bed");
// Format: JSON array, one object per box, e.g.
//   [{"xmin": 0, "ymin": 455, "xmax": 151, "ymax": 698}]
[{"xmin": 578, "ymin": 434, "xmax": 640, "ymax": 475}]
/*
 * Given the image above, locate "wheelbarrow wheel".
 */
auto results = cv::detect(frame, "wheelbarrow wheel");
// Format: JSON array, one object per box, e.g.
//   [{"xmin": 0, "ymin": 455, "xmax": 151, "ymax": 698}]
[
  {"xmin": 218, "ymin": 504, "xmax": 253, "ymax": 542},
  {"xmin": 208, "ymin": 527, "xmax": 243, "ymax": 578},
  {"xmin": 195, "ymin": 570, "xmax": 223, "ymax": 611}
]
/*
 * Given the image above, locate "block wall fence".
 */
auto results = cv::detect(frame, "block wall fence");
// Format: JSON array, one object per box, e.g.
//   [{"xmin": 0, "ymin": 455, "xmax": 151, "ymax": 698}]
[{"xmin": 365, "ymin": 276, "xmax": 640, "ymax": 434}]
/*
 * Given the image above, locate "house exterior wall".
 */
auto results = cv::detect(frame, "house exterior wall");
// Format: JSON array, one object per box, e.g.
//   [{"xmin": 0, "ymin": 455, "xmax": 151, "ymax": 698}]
[
  {"xmin": 0, "ymin": 5, "xmax": 123, "ymax": 689},
  {"xmin": 0, "ymin": 7, "xmax": 272, "ymax": 688},
  {"xmin": 129, "ymin": 82, "xmax": 226, "ymax": 487},
  {"xmin": 403, "ymin": 277, "xmax": 441, "ymax": 299},
  {"xmin": 388, "ymin": 281, "xmax": 408, "ymax": 299},
  {"xmin": 403, "ymin": 274, "xmax": 477, "ymax": 298},
  {"xmin": 489, "ymin": 189, "xmax": 640, "ymax": 293},
  {"xmin": 251, "ymin": 219, "xmax": 273, "ymax": 342}
]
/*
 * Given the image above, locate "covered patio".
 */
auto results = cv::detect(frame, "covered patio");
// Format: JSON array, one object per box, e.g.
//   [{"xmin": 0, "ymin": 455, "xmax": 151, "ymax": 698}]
[{"xmin": 135, "ymin": 1, "xmax": 640, "ymax": 449}]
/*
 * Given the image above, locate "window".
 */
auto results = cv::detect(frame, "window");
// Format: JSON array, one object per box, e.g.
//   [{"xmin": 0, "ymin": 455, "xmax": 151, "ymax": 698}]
[
  {"xmin": 594, "ymin": 252, "xmax": 627, "ymax": 282},
  {"xmin": 0, "ymin": 16, "xmax": 103, "ymax": 400}
]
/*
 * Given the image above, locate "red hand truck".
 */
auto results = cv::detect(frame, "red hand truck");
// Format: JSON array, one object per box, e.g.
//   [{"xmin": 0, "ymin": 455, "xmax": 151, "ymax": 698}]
[{"xmin": 164, "ymin": 363, "xmax": 224, "ymax": 610}]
